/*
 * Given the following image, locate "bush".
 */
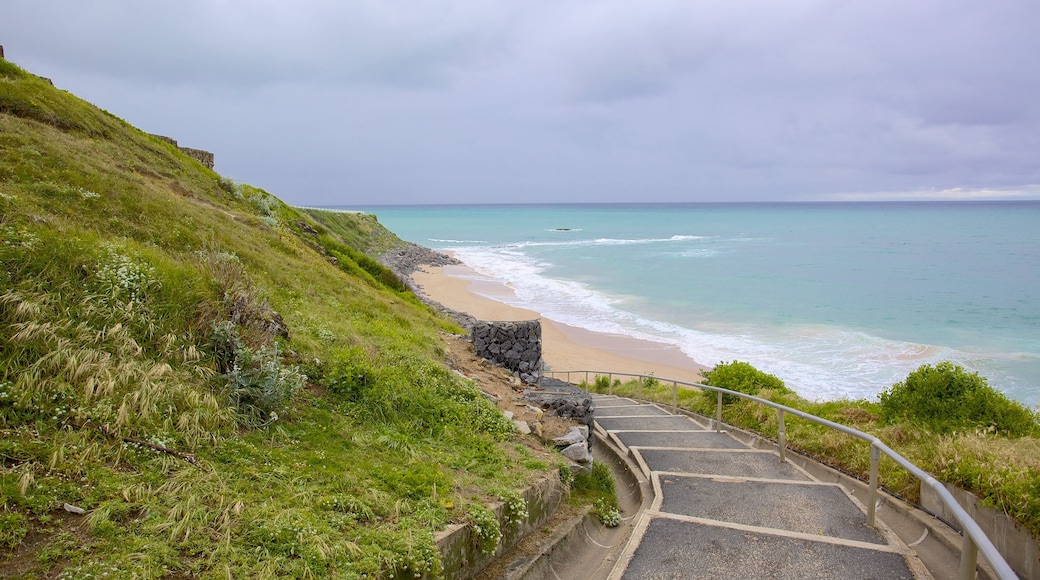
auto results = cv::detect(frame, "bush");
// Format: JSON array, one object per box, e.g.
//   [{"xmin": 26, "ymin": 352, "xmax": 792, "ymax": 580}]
[
  {"xmin": 879, "ymin": 362, "xmax": 1039, "ymax": 437},
  {"xmin": 702, "ymin": 360, "xmax": 790, "ymax": 404},
  {"xmin": 212, "ymin": 322, "xmax": 305, "ymax": 427},
  {"xmin": 321, "ymin": 348, "xmax": 374, "ymax": 399}
]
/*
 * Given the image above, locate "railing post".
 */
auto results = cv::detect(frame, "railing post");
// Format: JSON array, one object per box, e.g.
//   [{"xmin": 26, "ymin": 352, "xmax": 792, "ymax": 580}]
[
  {"xmin": 777, "ymin": 409, "xmax": 786, "ymax": 462},
  {"xmin": 959, "ymin": 534, "xmax": 978, "ymax": 580},
  {"xmin": 585, "ymin": 371, "xmax": 589, "ymax": 386},
  {"xmin": 608, "ymin": 374, "xmax": 613, "ymax": 396},
  {"xmin": 638, "ymin": 375, "xmax": 643, "ymax": 399},
  {"xmin": 715, "ymin": 391, "xmax": 723, "ymax": 432},
  {"xmin": 672, "ymin": 380, "xmax": 677, "ymax": 409},
  {"xmin": 867, "ymin": 443, "xmax": 880, "ymax": 527}
]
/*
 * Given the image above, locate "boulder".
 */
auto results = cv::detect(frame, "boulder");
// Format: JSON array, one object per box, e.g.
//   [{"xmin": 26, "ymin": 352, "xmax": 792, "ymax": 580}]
[
  {"xmin": 552, "ymin": 426, "xmax": 586, "ymax": 448},
  {"xmin": 560, "ymin": 442, "xmax": 592, "ymax": 463}
]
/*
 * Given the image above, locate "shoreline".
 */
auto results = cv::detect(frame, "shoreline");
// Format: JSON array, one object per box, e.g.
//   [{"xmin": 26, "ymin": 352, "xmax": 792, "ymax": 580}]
[{"xmin": 411, "ymin": 263, "xmax": 706, "ymax": 385}]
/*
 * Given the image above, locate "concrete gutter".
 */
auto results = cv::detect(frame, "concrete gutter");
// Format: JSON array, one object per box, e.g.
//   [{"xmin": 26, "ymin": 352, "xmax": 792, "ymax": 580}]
[{"xmin": 483, "ymin": 423, "xmax": 653, "ymax": 580}]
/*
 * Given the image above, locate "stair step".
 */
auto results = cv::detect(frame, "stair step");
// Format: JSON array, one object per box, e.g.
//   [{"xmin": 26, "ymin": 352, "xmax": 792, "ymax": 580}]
[
  {"xmin": 611, "ymin": 430, "xmax": 746, "ymax": 449},
  {"xmin": 622, "ymin": 518, "xmax": 914, "ymax": 580},
  {"xmin": 636, "ymin": 447, "xmax": 812, "ymax": 481},
  {"xmin": 656, "ymin": 474, "xmax": 885, "ymax": 544}
]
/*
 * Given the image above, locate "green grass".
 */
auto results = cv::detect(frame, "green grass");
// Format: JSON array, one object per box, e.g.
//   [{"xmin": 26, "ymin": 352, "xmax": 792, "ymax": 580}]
[
  {"xmin": 568, "ymin": 463, "xmax": 621, "ymax": 527},
  {"xmin": 582, "ymin": 372, "xmax": 1040, "ymax": 538},
  {"xmin": 0, "ymin": 57, "xmax": 554, "ymax": 578}
]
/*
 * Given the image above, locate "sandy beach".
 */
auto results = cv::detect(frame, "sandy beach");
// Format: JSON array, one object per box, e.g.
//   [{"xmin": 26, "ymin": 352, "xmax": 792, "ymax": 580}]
[{"xmin": 412, "ymin": 263, "xmax": 706, "ymax": 385}]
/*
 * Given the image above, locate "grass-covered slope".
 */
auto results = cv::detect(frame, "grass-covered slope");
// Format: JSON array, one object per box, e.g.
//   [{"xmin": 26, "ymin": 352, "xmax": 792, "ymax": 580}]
[{"xmin": 0, "ymin": 57, "xmax": 550, "ymax": 578}]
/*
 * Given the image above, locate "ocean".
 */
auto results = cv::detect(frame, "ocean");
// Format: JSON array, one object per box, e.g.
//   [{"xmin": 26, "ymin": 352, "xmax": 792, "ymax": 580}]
[{"xmin": 341, "ymin": 202, "xmax": 1040, "ymax": 406}]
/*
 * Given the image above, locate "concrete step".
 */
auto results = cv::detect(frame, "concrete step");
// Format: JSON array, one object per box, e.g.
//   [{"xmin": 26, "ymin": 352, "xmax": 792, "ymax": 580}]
[
  {"xmin": 635, "ymin": 448, "xmax": 812, "ymax": 481},
  {"xmin": 621, "ymin": 518, "xmax": 915, "ymax": 580},
  {"xmin": 656, "ymin": 474, "xmax": 886, "ymax": 544},
  {"xmin": 595, "ymin": 415, "xmax": 706, "ymax": 431},
  {"xmin": 609, "ymin": 430, "xmax": 747, "ymax": 449},
  {"xmin": 592, "ymin": 395, "xmax": 920, "ymax": 579},
  {"xmin": 595, "ymin": 405, "xmax": 675, "ymax": 417}
]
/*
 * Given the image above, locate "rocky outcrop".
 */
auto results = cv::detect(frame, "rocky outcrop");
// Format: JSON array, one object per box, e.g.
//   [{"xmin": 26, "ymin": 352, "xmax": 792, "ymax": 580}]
[
  {"xmin": 380, "ymin": 242, "xmax": 459, "ymax": 276},
  {"xmin": 552, "ymin": 425, "xmax": 592, "ymax": 463},
  {"xmin": 472, "ymin": 320, "xmax": 544, "ymax": 384}
]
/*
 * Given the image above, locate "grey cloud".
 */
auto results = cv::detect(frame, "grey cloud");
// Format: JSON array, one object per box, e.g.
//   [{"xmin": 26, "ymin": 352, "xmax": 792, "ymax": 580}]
[
  {"xmin": 6, "ymin": 1, "xmax": 513, "ymax": 88},
  {"xmin": 2, "ymin": 0, "xmax": 1038, "ymax": 204}
]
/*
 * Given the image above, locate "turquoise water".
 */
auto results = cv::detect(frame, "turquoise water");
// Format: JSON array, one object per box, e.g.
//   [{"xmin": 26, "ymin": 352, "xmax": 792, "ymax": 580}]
[{"xmin": 344, "ymin": 202, "xmax": 1040, "ymax": 405}]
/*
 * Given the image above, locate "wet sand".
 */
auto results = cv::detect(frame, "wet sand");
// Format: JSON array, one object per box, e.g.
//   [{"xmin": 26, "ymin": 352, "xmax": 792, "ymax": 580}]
[{"xmin": 412, "ymin": 263, "xmax": 706, "ymax": 385}]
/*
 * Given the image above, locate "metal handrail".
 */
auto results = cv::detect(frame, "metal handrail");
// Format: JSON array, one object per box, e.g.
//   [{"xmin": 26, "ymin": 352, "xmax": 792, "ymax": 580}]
[{"xmin": 545, "ymin": 369, "xmax": 1018, "ymax": 580}]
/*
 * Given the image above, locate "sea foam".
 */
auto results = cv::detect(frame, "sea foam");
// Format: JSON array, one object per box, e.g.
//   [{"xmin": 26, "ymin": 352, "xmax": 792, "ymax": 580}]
[
  {"xmin": 367, "ymin": 202, "xmax": 1040, "ymax": 406},
  {"xmin": 452, "ymin": 244, "xmax": 1004, "ymax": 402}
]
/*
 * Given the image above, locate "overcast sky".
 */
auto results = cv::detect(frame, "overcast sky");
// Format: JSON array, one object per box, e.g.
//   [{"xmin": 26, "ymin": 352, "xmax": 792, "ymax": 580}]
[{"xmin": 3, "ymin": 1, "xmax": 1039, "ymax": 205}]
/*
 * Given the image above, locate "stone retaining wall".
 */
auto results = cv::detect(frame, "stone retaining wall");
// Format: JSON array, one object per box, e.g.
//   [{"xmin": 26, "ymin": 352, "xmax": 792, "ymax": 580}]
[
  {"xmin": 472, "ymin": 320, "xmax": 544, "ymax": 384},
  {"xmin": 150, "ymin": 134, "xmax": 215, "ymax": 169},
  {"xmin": 179, "ymin": 147, "xmax": 215, "ymax": 169}
]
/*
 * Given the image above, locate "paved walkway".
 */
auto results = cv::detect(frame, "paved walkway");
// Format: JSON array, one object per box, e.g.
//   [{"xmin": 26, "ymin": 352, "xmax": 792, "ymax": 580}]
[{"xmin": 593, "ymin": 394, "xmax": 926, "ymax": 580}]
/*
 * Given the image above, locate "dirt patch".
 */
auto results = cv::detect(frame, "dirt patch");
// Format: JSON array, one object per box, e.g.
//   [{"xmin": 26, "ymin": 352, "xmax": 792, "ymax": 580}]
[
  {"xmin": 441, "ymin": 333, "xmax": 579, "ymax": 443},
  {"xmin": 440, "ymin": 331, "xmax": 601, "ymax": 576},
  {"xmin": 0, "ymin": 510, "xmax": 92, "ymax": 579}
]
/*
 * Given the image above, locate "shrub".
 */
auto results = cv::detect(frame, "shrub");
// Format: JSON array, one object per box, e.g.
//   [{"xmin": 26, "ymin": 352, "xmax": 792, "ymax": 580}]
[
  {"xmin": 213, "ymin": 323, "xmax": 305, "ymax": 427},
  {"xmin": 319, "ymin": 235, "xmax": 410, "ymax": 293},
  {"xmin": 641, "ymin": 373, "xmax": 659, "ymax": 390},
  {"xmin": 94, "ymin": 243, "xmax": 159, "ymax": 307},
  {"xmin": 216, "ymin": 175, "xmax": 237, "ymax": 197},
  {"xmin": 321, "ymin": 348, "xmax": 374, "ymax": 398},
  {"xmin": 209, "ymin": 321, "xmax": 241, "ymax": 375},
  {"xmin": 879, "ymin": 362, "xmax": 1038, "ymax": 437},
  {"xmin": 702, "ymin": 360, "xmax": 790, "ymax": 404}
]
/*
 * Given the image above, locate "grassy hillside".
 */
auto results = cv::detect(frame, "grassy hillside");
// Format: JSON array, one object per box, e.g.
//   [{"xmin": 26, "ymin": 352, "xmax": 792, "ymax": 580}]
[{"xmin": 0, "ymin": 57, "xmax": 554, "ymax": 578}]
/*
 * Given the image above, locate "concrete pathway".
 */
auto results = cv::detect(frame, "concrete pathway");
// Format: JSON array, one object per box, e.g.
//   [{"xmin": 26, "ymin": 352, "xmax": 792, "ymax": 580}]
[{"xmin": 593, "ymin": 394, "xmax": 927, "ymax": 580}]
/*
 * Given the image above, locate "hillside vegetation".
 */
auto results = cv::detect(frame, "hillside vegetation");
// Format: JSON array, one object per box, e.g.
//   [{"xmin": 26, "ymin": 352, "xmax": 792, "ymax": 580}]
[{"xmin": 0, "ymin": 57, "xmax": 555, "ymax": 577}]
